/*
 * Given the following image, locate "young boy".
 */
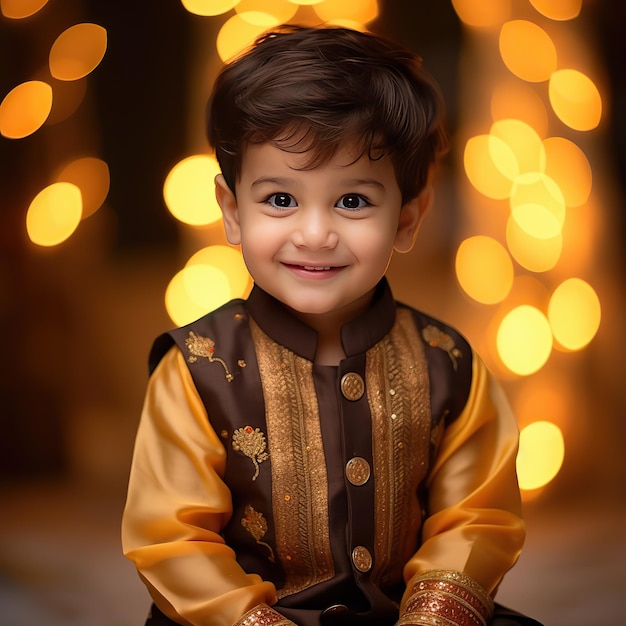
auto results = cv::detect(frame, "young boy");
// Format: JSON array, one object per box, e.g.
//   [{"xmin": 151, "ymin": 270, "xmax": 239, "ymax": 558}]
[{"xmin": 123, "ymin": 25, "xmax": 541, "ymax": 626}]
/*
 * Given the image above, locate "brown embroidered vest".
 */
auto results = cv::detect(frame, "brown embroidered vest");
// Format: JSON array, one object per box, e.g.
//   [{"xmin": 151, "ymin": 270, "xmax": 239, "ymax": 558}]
[{"xmin": 148, "ymin": 281, "xmax": 472, "ymax": 625}]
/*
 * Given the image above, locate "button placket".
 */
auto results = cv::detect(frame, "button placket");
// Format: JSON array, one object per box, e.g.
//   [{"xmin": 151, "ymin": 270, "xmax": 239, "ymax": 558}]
[{"xmin": 338, "ymin": 359, "xmax": 375, "ymax": 582}]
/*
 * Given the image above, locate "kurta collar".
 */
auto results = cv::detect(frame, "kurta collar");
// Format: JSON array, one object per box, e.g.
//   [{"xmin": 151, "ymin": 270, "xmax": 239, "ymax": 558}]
[{"xmin": 246, "ymin": 279, "xmax": 397, "ymax": 362}]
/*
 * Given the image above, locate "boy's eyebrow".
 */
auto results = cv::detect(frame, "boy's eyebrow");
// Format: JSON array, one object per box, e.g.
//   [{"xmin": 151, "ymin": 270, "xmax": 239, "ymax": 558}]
[
  {"xmin": 343, "ymin": 178, "xmax": 387, "ymax": 189},
  {"xmin": 251, "ymin": 176, "xmax": 298, "ymax": 188},
  {"xmin": 250, "ymin": 176, "xmax": 387, "ymax": 189}
]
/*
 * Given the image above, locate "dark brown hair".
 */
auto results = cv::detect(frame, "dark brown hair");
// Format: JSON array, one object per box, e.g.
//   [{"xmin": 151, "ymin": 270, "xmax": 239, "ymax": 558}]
[{"xmin": 206, "ymin": 25, "xmax": 447, "ymax": 204}]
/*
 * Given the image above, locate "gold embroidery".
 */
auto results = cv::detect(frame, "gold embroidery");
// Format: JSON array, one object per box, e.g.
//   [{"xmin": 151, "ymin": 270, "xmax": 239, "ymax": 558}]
[
  {"xmin": 249, "ymin": 319, "xmax": 334, "ymax": 598},
  {"xmin": 238, "ymin": 604, "xmax": 294, "ymax": 626},
  {"xmin": 368, "ymin": 308, "xmax": 431, "ymax": 589},
  {"xmin": 232, "ymin": 426, "xmax": 269, "ymax": 480},
  {"xmin": 422, "ymin": 324, "xmax": 463, "ymax": 371},
  {"xmin": 185, "ymin": 331, "xmax": 235, "ymax": 381},
  {"xmin": 399, "ymin": 570, "xmax": 494, "ymax": 626},
  {"xmin": 241, "ymin": 505, "xmax": 275, "ymax": 563}
]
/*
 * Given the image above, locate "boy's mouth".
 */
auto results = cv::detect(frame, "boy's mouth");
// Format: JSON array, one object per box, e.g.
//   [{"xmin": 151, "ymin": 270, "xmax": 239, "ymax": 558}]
[{"xmin": 282, "ymin": 262, "xmax": 345, "ymax": 275}]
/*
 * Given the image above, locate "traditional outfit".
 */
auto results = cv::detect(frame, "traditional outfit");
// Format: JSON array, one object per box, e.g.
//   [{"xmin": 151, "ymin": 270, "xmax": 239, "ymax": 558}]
[{"xmin": 122, "ymin": 279, "xmax": 539, "ymax": 626}]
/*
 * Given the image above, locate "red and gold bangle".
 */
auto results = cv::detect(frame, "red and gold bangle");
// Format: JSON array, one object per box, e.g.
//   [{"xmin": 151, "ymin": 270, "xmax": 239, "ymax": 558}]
[{"xmin": 397, "ymin": 570, "xmax": 494, "ymax": 626}]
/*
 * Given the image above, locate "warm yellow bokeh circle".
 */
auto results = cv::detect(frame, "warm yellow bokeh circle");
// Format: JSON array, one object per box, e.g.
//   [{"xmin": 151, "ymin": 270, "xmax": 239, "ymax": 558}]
[
  {"xmin": 463, "ymin": 134, "xmax": 515, "ymax": 199},
  {"xmin": 517, "ymin": 421, "xmax": 565, "ymax": 490},
  {"xmin": 26, "ymin": 182, "xmax": 83, "ymax": 246},
  {"xmin": 164, "ymin": 155, "xmax": 223, "ymax": 226},
  {"xmin": 451, "ymin": 0, "xmax": 512, "ymax": 29},
  {"xmin": 499, "ymin": 20, "xmax": 557, "ymax": 82},
  {"xmin": 549, "ymin": 69, "xmax": 602, "ymax": 132},
  {"xmin": 548, "ymin": 278, "xmax": 601, "ymax": 350},
  {"xmin": 165, "ymin": 265, "xmax": 232, "ymax": 327},
  {"xmin": 49, "ymin": 23, "xmax": 107, "ymax": 81},
  {"xmin": 455, "ymin": 236, "xmax": 514, "ymax": 305},
  {"xmin": 187, "ymin": 245, "xmax": 252, "ymax": 299},
  {"xmin": 0, "ymin": 80, "xmax": 53, "ymax": 139},
  {"xmin": 180, "ymin": 0, "xmax": 240, "ymax": 16},
  {"xmin": 509, "ymin": 172, "xmax": 566, "ymax": 239},
  {"xmin": 497, "ymin": 305, "xmax": 553, "ymax": 376}
]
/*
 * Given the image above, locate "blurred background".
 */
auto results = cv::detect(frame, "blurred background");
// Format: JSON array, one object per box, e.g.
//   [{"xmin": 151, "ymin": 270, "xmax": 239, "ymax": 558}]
[{"xmin": 0, "ymin": 1, "xmax": 624, "ymax": 624}]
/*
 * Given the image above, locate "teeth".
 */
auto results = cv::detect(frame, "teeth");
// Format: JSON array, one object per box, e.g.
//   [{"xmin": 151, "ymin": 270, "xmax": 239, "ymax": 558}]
[{"xmin": 303, "ymin": 266, "xmax": 331, "ymax": 271}]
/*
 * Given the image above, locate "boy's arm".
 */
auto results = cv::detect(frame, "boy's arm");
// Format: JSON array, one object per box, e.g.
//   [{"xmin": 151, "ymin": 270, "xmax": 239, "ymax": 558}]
[
  {"xmin": 398, "ymin": 353, "xmax": 525, "ymax": 626},
  {"xmin": 122, "ymin": 347, "xmax": 292, "ymax": 626}
]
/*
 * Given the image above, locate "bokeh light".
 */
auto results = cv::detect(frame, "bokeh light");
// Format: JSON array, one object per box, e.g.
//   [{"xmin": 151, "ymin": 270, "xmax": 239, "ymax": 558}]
[
  {"xmin": 187, "ymin": 245, "xmax": 252, "ymax": 299},
  {"xmin": 216, "ymin": 13, "xmax": 279, "ymax": 62},
  {"xmin": 543, "ymin": 137, "xmax": 592, "ymax": 207},
  {"xmin": 548, "ymin": 278, "xmax": 601, "ymax": 351},
  {"xmin": 505, "ymin": 216, "xmax": 562, "ymax": 273},
  {"xmin": 455, "ymin": 236, "xmax": 514, "ymax": 304},
  {"xmin": 528, "ymin": 0, "xmax": 582, "ymax": 21},
  {"xmin": 165, "ymin": 265, "xmax": 232, "ymax": 327},
  {"xmin": 463, "ymin": 134, "xmax": 515, "ymax": 199},
  {"xmin": 497, "ymin": 305, "xmax": 553, "ymax": 375},
  {"xmin": 490, "ymin": 118, "xmax": 546, "ymax": 177},
  {"xmin": 517, "ymin": 421, "xmax": 565, "ymax": 491},
  {"xmin": 549, "ymin": 69, "xmax": 602, "ymax": 131},
  {"xmin": 509, "ymin": 172, "xmax": 566, "ymax": 239},
  {"xmin": 163, "ymin": 155, "xmax": 222, "ymax": 226},
  {"xmin": 49, "ymin": 23, "xmax": 108, "ymax": 81},
  {"xmin": 0, "ymin": 80, "xmax": 52, "ymax": 139},
  {"xmin": 499, "ymin": 20, "xmax": 557, "ymax": 82},
  {"xmin": 491, "ymin": 81, "xmax": 549, "ymax": 138},
  {"xmin": 56, "ymin": 157, "xmax": 110, "ymax": 219},
  {"xmin": 235, "ymin": 0, "xmax": 297, "ymax": 22},
  {"xmin": 26, "ymin": 182, "xmax": 83, "ymax": 247},
  {"xmin": 0, "ymin": 0, "xmax": 49, "ymax": 19},
  {"xmin": 313, "ymin": 0, "xmax": 378, "ymax": 25},
  {"xmin": 451, "ymin": 0, "xmax": 512, "ymax": 29},
  {"xmin": 181, "ymin": 0, "xmax": 240, "ymax": 16}
]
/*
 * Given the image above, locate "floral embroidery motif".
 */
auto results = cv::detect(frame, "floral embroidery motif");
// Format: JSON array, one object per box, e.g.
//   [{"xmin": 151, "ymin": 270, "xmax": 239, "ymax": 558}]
[
  {"xmin": 241, "ymin": 505, "xmax": 275, "ymax": 562},
  {"xmin": 185, "ymin": 331, "xmax": 234, "ymax": 382},
  {"xmin": 422, "ymin": 325, "xmax": 463, "ymax": 371},
  {"xmin": 232, "ymin": 426, "xmax": 269, "ymax": 480}
]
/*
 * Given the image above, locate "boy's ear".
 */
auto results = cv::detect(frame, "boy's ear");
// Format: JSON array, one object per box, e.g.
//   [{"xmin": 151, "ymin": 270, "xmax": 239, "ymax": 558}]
[
  {"xmin": 393, "ymin": 185, "xmax": 434, "ymax": 253},
  {"xmin": 215, "ymin": 174, "xmax": 241, "ymax": 245}
]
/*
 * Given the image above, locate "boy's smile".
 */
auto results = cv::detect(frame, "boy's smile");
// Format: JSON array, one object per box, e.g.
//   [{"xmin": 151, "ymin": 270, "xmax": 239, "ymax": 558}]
[{"xmin": 216, "ymin": 142, "xmax": 427, "ymax": 336}]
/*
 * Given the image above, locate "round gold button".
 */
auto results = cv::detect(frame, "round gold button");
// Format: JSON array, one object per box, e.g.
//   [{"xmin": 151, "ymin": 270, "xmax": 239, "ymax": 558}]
[
  {"xmin": 352, "ymin": 546, "xmax": 373, "ymax": 572},
  {"xmin": 340, "ymin": 372, "xmax": 365, "ymax": 401},
  {"xmin": 346, "ymin": 457, "xmax": 371, "ymax": 486}
]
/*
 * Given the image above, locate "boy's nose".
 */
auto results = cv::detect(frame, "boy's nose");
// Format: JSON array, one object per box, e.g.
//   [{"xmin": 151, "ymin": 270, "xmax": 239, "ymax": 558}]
[{"xmin": 292, "ymin": 209, "xmax": 339, "ymax": 250}]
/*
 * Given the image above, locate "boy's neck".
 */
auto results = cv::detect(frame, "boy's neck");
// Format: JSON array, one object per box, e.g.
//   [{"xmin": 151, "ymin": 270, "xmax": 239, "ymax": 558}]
[{"xmin": 290, "ymin": 288, "xmax": 376, "ymax": 366}]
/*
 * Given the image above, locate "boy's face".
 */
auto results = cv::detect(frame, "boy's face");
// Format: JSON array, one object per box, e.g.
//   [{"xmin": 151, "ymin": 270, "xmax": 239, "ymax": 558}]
[{"xmin": 216, "ymin": 142, "xmax": 428, "ymax": 328}]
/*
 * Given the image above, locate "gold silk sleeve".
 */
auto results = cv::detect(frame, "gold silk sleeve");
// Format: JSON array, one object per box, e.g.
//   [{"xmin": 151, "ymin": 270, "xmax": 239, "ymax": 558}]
[
  {"xmin": 398, "ymin": 353, "xmax": 525, "ymax": 626},
  {"xmin": 122, "ymin": 347, "xmax": 282, "ymax": 626}
]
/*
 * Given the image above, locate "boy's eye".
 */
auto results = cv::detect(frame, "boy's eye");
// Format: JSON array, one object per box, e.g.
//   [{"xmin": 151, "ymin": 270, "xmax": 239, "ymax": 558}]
[
  {"xmin": 336, "ymin": 194, "xmax": 368, "ymax": 210},
  {"xmin": 267, "ymin": 193, "xmax": 297, "ymax": 209}
]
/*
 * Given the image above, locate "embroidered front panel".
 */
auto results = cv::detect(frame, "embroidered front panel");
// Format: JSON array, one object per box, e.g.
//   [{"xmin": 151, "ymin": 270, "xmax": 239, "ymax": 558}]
[
  {"xmin": 250, "ymin": 319, "xmax": 334, "ymax": 598},
  {"xmin": 367, "ymin": 307, "xmax": 432, "ymax": 586}
]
